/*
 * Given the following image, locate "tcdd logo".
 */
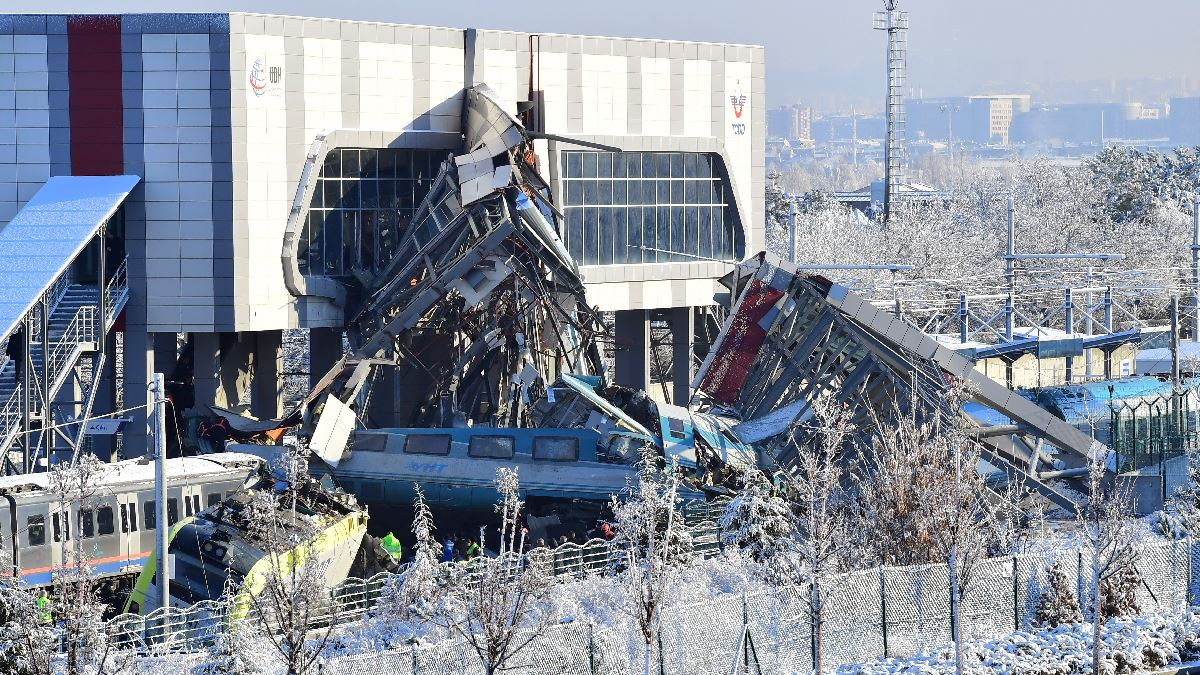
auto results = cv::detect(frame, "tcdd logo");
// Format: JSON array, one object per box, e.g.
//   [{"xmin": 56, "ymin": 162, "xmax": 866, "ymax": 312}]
[{"xmin": 730, "ymin": 79, "xmax": 747, "ymax": 119}]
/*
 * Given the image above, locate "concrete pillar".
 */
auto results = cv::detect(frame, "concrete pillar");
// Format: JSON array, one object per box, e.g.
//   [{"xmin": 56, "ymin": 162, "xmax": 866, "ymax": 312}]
[
  {"xmin": 194, "ymin": 331, "xmax": 254, "ymax": 412},
  {"xmin": 614, "ymin": 309, "xmax": 650, "ymax": 391},
  {"xmin": 309, "ymin": 327, "xmax": 343, "ymax": 390},
  {"xmin": 192, "ymin": 331, "xmax": 221, "ymax": 415},
  {"xmin": 670, "ymin": 306, "xmax": 694, "ymax": 406},
  {"xmin": 122, "ymin": 330, "xmax": 155, "ymax": 459},
  {"xmin": 252, "ymin": 330, "xmax": 283, "ymax": 420}
]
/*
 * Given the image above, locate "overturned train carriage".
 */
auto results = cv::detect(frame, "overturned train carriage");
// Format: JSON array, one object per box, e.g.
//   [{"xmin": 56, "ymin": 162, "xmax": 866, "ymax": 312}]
[{"xmin": 692, "ymin": 253, "xmax": 1110, "ymax": 511}]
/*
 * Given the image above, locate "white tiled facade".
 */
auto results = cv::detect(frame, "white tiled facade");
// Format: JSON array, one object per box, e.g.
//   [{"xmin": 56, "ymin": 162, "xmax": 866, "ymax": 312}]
[{"xmin": 0, "ymin": 34, "xmax": 50, "ymax": 224}]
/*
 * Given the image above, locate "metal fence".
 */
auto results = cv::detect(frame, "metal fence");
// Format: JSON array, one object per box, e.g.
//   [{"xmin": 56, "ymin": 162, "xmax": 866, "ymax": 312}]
[{"xmin": 323, "ymin": 537, "xmax": 1199, "ymax": 675}]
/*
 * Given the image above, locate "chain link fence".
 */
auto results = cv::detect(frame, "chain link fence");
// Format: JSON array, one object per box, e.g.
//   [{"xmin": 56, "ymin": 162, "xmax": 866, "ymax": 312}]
[{"xmin": 319, "ymin": 537, "xmax": 1197, "ymax": 674}]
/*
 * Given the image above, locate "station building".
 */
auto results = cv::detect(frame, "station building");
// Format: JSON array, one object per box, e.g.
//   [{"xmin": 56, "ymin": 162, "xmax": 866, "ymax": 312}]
[{"xmin": 0, "ymin": 13, "xmax": 764, "ymax": 453}]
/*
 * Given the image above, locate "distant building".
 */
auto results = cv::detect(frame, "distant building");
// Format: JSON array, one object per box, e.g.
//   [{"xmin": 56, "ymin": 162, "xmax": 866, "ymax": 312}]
[
  {"xmin": 1010, "ymin": 102, "xmax": 1154, "ymax": 144},
  {"xmin": 966, "ymin": 95, "xmax": 1030, "ymax": 145},
  {"xmin": 906, "ymin": 94, "xmax": 1028, "ymax": 146},
  {"xmin": 767, "ymin": 103, "xmax": 812, "ymax": 141},
  {"xmin": 1170, "ymin": 97, "xmax": 1200, "ymax": 145}
]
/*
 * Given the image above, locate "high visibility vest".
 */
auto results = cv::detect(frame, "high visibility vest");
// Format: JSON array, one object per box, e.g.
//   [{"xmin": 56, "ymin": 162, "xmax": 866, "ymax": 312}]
[
  {"xmin": 466, "ymin": 543, "xmax": 480, "ymax": 558},
  {"xmin": 382, "ymin": 534, "xmax": 402, "ymax": 559},
  {"xmin": 36, "ymin": 596, "xmax": 51, "ymax": 624}
]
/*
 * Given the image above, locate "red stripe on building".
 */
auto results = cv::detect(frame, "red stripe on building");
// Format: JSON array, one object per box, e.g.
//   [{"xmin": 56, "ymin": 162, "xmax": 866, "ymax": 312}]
[{"xmin": 67, "ymin": 15, "xmax": 124, "ymax": 176}]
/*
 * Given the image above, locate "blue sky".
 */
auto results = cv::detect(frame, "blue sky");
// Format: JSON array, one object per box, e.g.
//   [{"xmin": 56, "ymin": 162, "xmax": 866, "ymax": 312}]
[{"xmin": 11, "ymin": 0, "xmax": 1200, "ymax": 110}]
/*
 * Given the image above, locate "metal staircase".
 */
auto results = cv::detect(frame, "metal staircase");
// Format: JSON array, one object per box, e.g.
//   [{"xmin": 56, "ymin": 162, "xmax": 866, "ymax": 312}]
[{"xmin": 0, "ymin": 259, "xmax": 128, "ymax": 472}]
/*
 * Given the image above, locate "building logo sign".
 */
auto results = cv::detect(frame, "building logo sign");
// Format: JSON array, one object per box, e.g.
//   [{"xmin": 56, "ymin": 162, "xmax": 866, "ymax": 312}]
[
  {"xmin": 730, "ymin": 79, "xmax": 748, "ymax": 136},
  {"xmin": 248, "ymin": 57, "xmax": 282, "ymax": 97}
]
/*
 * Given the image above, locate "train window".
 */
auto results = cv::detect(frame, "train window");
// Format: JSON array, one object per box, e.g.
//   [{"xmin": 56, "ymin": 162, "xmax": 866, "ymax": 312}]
[
  {"xmin": 52, "ymin": 513, "xmax": 69, "ymax": 542},
  {"xmin": 168, "ymin": 498, "xmax": 179, "ymax": 526},
  {"xmin": 207, "ymin": 493, "xmax": 222, "ymax": 509},
  {"xmin": 667, "ymin": 418, "xmax": 686, "ymax": 439},
  {"xmin": 27, "ymin": 515, "xmax": 44, "ymax": 547},
  {"xmin": 120, "ymin": 504, "xmax": 137, "ymax": 533},
  {"xmin": 532, "ymin": 436, "xmax": 579, "ymax": 462},
  {"xmin": 80, "ymin": 509, "xmax": 94, "ymax": 538},
  {"xmin": 404, "ymin": 435, "xmax": 451, "ymax": 456},
  {"xmin": 144, "ymin": 501, "xmax": 156, "ymax": 530},
  {"xmin": 97, "ymin": 507, "xmax": 114, "ymax": 536},
  {"xmin": 184, "ymin": 497, "xmax": 193, "ymax": 517},
  {"xmin": 468, "ymin": 435, "xmax": 515, "ymax": 459},
  {"xmin": 193, "ymin": 495, "xmax": 201, "ymax": 515}
]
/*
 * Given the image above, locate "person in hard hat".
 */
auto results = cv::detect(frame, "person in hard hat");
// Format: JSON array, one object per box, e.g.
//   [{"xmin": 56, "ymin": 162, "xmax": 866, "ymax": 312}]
[
  {"xmin": 464, "ymin": 537, "xmax": 480, "ymax": 560},
  {"xmin": 441, "ymin": 538, "xmax": 455, "ymax": 563},
  {"xmin": 381, "ymin": 531, "xmax": 403, "ymax": 562},
  {"xmin": 35, "ymin": 589, "xmax": 51, "ymax": 625}
]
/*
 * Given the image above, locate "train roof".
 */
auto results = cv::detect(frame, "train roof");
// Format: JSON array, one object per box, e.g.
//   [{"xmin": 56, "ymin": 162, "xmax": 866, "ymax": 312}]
[{"xmin": 0, "ymin": 452, "xmax": 266, "ymax": 496}]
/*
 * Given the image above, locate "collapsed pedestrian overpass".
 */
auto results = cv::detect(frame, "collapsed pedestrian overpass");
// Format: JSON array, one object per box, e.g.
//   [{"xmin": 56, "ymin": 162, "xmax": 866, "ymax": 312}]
[{"xmin": 692, "ymin": 253, "xmax": 1121, "ymax": 512}]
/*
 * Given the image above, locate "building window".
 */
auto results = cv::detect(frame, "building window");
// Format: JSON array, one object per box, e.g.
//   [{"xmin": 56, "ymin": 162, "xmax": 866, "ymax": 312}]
[
  {"xmin": 559, "ymin": 151, "xmax": 738, "ymax": 265},
  {"xmin": 299, "ymin": 148, "xmax": 445, "ymax": 278}
]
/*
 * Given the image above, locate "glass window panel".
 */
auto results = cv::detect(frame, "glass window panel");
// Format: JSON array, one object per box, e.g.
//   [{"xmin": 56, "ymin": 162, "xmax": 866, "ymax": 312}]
[
  {"xmin": 377, "ymin": 150, "xmax": 397, "ymax": 178},
  {"xmin": 468, "ymin": 435, "xmax": 515, "ymax": 459},
  {"xmin": 360, "ymin": 149, "xmax": 378, "ymax": 179},
  {"xmin": 396, "ymin": 153, "xmax": 413, "ymax": 179},
  {"xmin": 323, "ymin": 212, "xmax": 343, "ymax": 275},
  {"xmin": 27, "ymin": 515, "xmax": 44, "ymax": 547},
  {"xmin": 612, "ymin": 155, "xmax": 626, "ymax": 178},
  {"xmin": 698, "ymin": 178, "xmax": 712, "ymax": 203},
  {"xmin": 567, "ymin": 152, "xmax": 582, "ymax": 178},
  {"xmin": 713, "ymin": 207, "xmax": 726, "ymax": 258},
  {"xmin": 341, "ymin": 182, "xmax": 361, "ymax": 210},
  {"xmin": 670, "ymin": 153, "xmax": 684, "ymax": 178},
  {"xmin": 378, "ymin": 179, "xmax": 396, "ymax": 209},
  {"xmin": 582, "ymin": 152, "xmax": 597, "ymax": 178},
  {"xmin": 598, "ymin": 207, "xmax": 613, "ymax": 265},
  {"xmin": 584, "ymin": 208, "xmax": 599, "ymax": 265},
  {"xmin": 532, "ymin": 436, "xmax": 579, "ymax": 461},
  {"xmin": 343, "ymin": 211, "xmax": 359, "ymax": 270},
  {"xmin": 360, "ymin": 180, "xmax": 379, "ymax": 209},
  {"xmin": 625, "ymin": 153, "xmax": 641, "ymax": 178},
  {"xmin": 642, "ymin": 207, "xmax": 656, "ymax": 260},
  {"xmin": 642, "ymin": 154, "xmax": 656, "ymax": 179},
  {"xmin": 566, "ymin": 209, "xmax": 585, "ymax": 262},
  {"xmin": 323, "ymin": 180, "xmax": 341, "ymax": 208},
  {"xmin": 655, "ymin": 154, "xmax": 670, "ymax": 178},
  {"xmin": 671, "ymin": 180, "xmax": 684, "ymax": 205},
  {"xmin": 657, "ymin": 180, "xmax": 671, "ymax": 204},
  {"xmin": 686, "ymin": 207, "xmax": 700, "ymax": 260},
  {"xmin": 685, "ymin": 179, "xmax": 697, "ymax": 203},
  {"xmin": 698, "ymin": 153, "xmax": 713, "ymax": 178},
  {"xmin": 698, "ymin": 206, "xmax": 712, "ymax": 260},
  {"xmin": 564, "ymin": 180, "xmax": 578, "ymax": 206},
  {"xmin": 724, "ymin": 206, "xmax": 737, "ymax": 256},
  {"xmin": 98, "ymin": 506, "xmax": 115, "ymax": 535},
  {"xmin": 627, "ymin": 179, "xmax": 641, "ymax": 205},
  {"xmin": 613, "ymin": 179, "xmax": 627, "ymax": 204},
  {"xmin": 322, "ymin": 150, "xmax": 341, "ymax": 177},
  {"xmin": 144, "ymin": 501, "xmax": 156, "ymax": 530},
  {"xmin": 685, "ymin": 154, "xmax": 699, "ymax": 178},
  {"xmin": 597, "ymin": 153, "xmax": 612, "ymax": 178},
  {"xmin": 714, "ymin": 181, "xmax": 724, "ymax": 204},
  {"xmin": 613, "ymin": 208, "xmax": 628, "ymax": 265},
  {"xmin": 404, "ymin": 434, "xmax": 451, "ymax": 455},
  {"xmin": 342, "ymin": 148, "xmax": 360, "ymax": 176},
  {"xmin": 627, "ymin": 207, "xmax": 643, "ymax": 263},
  {"xmin": 671, "ymin": 207, "xmax": 685, "ymax": 259},
  {"xmin": 656, "ymin": 206, "xmax": 670, "ymax": 261},
  {"xmin": 583, "ymin": 180, "xmax": 597, "ymax": 205},
  {"xmin": 598, "ymin": 180, "xmax": 612, "ymax": 205},
  {"xmin": 309, "ymin": 183, "xmax": 322, "ymax": 209},
  {"xmin": 361, "ymin": 211, "xmax": 377, "ymax": 272}
]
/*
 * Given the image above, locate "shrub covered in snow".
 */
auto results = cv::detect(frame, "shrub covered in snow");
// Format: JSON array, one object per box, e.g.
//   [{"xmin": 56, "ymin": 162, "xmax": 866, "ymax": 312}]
[
  {"xmin": 840, "ymin": 612, "xmax": 1200, "ymax": 675},
  {"xmin": 1100, "ymin": 565, "xmax": 1142, "ymax": 621},
  {"xmin": 1033, "ymin": 562, "xmax": 1082, "ymax": 629}
]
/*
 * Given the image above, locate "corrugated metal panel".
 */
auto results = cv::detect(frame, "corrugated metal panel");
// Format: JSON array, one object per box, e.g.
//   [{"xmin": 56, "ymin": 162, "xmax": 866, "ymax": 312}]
[{"xmin": 0, "ymin": 174, "xmax": 140, "ymax": 341}]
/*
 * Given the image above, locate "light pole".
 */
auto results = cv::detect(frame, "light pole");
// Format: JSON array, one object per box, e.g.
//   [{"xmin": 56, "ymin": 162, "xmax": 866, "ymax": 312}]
[{"xmin": 939, "ymin": 104, "xmax": 959, "ymax": 161}]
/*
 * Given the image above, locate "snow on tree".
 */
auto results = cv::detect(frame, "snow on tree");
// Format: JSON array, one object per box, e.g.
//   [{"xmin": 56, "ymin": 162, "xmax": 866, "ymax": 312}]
[
  {"xmin": 368, "ymin": 483, "xmax": 447, "ymax": 650},
  {"xmin": 239, "ymin": 445, "xmax": 340, "ymax": 675},
  {"xmin": 1033, "ymin": 561, "xmax": 1082, "ymax": 628},
  {"xmin": 777, "ymin": 394, "xmax": 856, "ymax": 675},
  {"xmin": 1100, "ymin": 562, "xmax": 1142, "ymax": 620},
  {"xmin": 718, "ymin": 469, "xmax": 795, "ymax": 584},
  {"xmin": 1077, "ymin": 453, "xmax": 1143, "ymax": 675},
  {"xmin": 0, "ymin": 546, "xmax": 54, "ymax": 675},
  {"xmin": 47, "ymin": 454, "xmax": 131, "ymax": 675},
  {"xmin": 610, "ymin": 446, "xmax": 693, "ymax": 674},
  {"xmin": 430, "ymin": 468, "xmax": 554, "ymax": 675}
]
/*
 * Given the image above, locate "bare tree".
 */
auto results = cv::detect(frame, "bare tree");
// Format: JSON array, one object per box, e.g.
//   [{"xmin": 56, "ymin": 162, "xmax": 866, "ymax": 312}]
[
  {"xmin": 375, "ymin": 483, "xmax": 445, "ymax": 642},
  {"xmin": 0, "ymin": 546, "xmax": 54, "ymax": 675},
  {"xmin": 1078, "ymin": 454, "xmax": 1142, "ymax": 675},
  {"xmin": 48, "ymin": 454, "xmax": 131, "ymax": 675},
  {"xmin": 431, "ymin": 468, "xmax": 554, "ymax": 675},
  {"xmin": 240, "ymin": 446, "xmax": 339, "ymax": 675},
  {"xmin": 779, "ymin": 395, "xmax": 856, "ymax": 675},
  {"xmin": 610, "ymin": 448, "xmax": 692, "ymax": 675}
]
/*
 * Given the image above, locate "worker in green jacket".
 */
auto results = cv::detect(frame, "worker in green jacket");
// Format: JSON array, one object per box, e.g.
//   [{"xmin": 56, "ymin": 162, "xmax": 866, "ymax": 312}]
[
  {"xmin": 382, "ymin": 531, "xmax": 403, "ymax": 562},
  {"xmin": 36, "ymin": 590, "xmax": 51, "ymax": 625}
]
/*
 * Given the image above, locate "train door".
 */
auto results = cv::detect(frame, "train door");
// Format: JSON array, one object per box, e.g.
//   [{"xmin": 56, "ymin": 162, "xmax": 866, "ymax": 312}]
[
  {"xmin": 135, "ymin": 488, "xmax": 156, "ymax": 560},
  {"xmin": 180, "ymin": 484, "xmax": 202, "ymax": 522},
  {"xmin": 116, "ymin": 491, "xmax": 141, "ymax": 571},
  {"xmin": 16, "ymin": 501, "xmax": 51, "ymax": 582},
  {"xmin": 91, "ymin": 496, "xmax": 120, "ymax": 574}
]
